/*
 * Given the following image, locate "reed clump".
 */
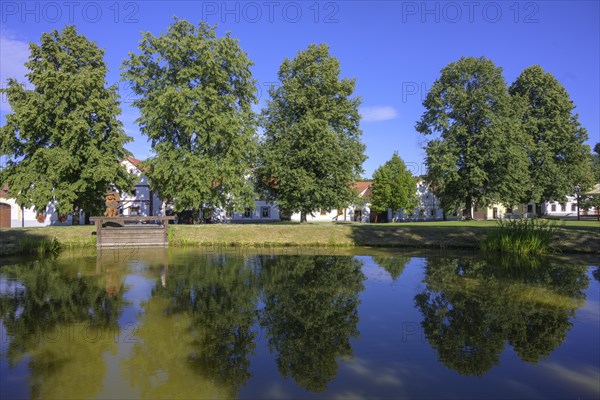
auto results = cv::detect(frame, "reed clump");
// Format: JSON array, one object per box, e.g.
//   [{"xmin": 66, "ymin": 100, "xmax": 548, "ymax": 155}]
[
  {"xmin": 17, "ymin": 237, "xmax": 62, "ymax": 255},
  {"xmin": 481, "ymin": 218, "xmax": 557, "ymax": 256}
]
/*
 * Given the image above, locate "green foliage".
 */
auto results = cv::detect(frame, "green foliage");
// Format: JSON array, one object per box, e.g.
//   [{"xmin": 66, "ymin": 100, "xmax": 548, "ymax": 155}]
[
  {"xmin": 17, "ymin": 237, "xmax": 62, "ymax": 255},
  {"xmin": 370, "ymin": 153, "xmax": 417, "ymax": 216},
  {"xmin": 592, "ymin": 142, "xmax": 600, "ymax": 183},
  {"xmin": 122, "ymin": 19, "xmax": 258, "ymax": 212},
  {"xmin": 579, "ymin": 194, "xmax": 600, "ymax": 220},
  {"xmin": 415, "ymin": 256, "xmax": 588, "ymax": 375},
  {"xmin": 259, "ymin": 255, "xmax": 365, "ymax": 392},
  {"xmin": 0, "ymin": 26, "xmax": 136, "ymax": 215},
  {"xmin": 416, "ymin": 57, "xmax": 529, "ymax": 219},
  {"xmin": 257, "ymin": 44, "xmax": 366, "ymax": 221},
  {"xmin": 481, "ymin": 218, "xmax": 558, "ymax": 256},
  {"xmin": 509, "ymin": 66, "xmax": 592, "ymax": 203},
  {"xmin": 149, "ymin": 253, "xmax": 259, "ymax": 398}
]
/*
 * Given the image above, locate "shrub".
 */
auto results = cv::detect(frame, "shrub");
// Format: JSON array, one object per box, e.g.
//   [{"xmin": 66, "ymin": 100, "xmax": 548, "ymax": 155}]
[{"xmin": 481, "ymin": 218, "xmax": 557, "ymax": 256}]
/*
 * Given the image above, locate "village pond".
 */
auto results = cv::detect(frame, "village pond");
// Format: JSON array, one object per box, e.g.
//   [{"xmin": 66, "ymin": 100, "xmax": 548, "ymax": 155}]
[{"xmin": 1, "ymin": 247, "xmax": 599, "ymax": 399}]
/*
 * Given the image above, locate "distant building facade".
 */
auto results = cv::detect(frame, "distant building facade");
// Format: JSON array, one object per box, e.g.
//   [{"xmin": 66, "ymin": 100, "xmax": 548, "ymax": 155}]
[{"xmin": 120, "ymin": 157, "xmax": 162, "ymax": 217}]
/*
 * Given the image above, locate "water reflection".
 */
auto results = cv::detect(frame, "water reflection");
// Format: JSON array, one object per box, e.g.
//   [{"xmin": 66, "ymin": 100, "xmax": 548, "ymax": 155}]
[
  {"xmin": 149, "ymin": 253, "xmax": 259, "ymax": 399},
  {"xmin": 414, "ymin": 256, "xmax": 590, "ymax": 376},
  {"xmin": 372, "ymin": 255, "xmax": 411, "ymax": 281},
  {"xmin": 0, "ymin": 249, "xmax": 597, "ymax": 399},
  {"xmin": 258, "ymin": 255, "xmax": 365, "ymax": 392},
  {"xmin": 0, "ymin": 257, "xmax": 125, "ymax": 399}
]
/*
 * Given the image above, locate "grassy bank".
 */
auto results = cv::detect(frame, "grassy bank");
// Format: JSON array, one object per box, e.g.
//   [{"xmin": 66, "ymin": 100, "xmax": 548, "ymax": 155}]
[{"xmin": 1, "ymin": 220, "xmax": 598, "ymax": 256}]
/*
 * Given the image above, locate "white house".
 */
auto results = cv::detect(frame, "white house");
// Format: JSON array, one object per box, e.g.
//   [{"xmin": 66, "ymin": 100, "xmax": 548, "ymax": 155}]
[
  {"xmin": 289, "ymin": 181, "xmax": 373, "ymax": 223},
  {"xmin": 0, "ymin": 184, "xmax": 74, "ymax": 228},
  {"xmin": 394, "ymin": 179, "xmax": 445, "ymax": 221},
  {"xmin": 222, "ymin": 200, "xmax": 281, "ymax": 223},
  {"xmin": 119, "ymin": 157, "xmax": 162, "ymax": 217},
  {"xmin": 0, "ymin": 157, "xmax": 163, "ymax": 228}
]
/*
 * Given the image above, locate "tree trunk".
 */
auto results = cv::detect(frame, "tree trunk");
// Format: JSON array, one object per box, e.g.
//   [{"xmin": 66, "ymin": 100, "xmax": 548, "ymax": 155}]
[
  {"xmin": 300, "ymin": 211, "xmax": 307, "ymax": 223},
  {"xmin": 443, "ymin": 210, "xmax": 447, "ymax": 221},
  {"xmin": 464, "ymin": 196, "xmax": 473, "ymax": 220},
  {"xmin": 72, "ymin": 208, "xmax": 80, "ymax": 225}
]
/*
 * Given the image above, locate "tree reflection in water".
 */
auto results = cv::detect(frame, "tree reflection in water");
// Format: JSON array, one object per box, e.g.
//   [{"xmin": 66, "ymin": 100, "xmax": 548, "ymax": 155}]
[
  {"xmin": 415, "ymin": 256, "xmax": 589, "ymax": 376},
  {"xmin": 0, "ymin": 258, "xmax": 124, "ymax": 399},
  {"xmin": 126, "ymin": 253, "xmax": 259, "ymax": 399},
  {"xmin": 258, "ymin": 255, "xmax": 365, "ymax": 392},
  {"xmin": 372, "ymin": 255, "xmax": 411, "ymax": 281}
]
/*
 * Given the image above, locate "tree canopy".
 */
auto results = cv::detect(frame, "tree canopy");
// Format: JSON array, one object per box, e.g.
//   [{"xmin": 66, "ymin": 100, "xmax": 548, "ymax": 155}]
[
  {"xmin": 0, "ymin": 26, "xmax": 135, "ymax": 215},
  {"xmin": 257, "ymin": 44, "xmax": 366, "ymax": 222},
  {"xmin": 416, "ymin": 57, "xmax": 529, "ymax": 219},
  {"xmin": 509, "ymin": 65, "xmax": 591, "ymax": 207},
  {"xmin": 370, "ymin": 153, "xmax": 417, "ymax": 219},
  {"xmin": 122, "ymin": 19, "xmax": 258, "ymax": 214}
]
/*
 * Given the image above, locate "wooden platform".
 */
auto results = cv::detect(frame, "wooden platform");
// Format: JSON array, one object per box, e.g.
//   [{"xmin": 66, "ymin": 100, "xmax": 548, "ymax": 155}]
[{"xmin": 91, "ymin": 216, "xmax": 176, "ymax": 247}]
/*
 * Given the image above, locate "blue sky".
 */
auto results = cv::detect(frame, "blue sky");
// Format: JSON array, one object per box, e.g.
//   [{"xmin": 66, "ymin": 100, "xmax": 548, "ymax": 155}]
[{"xmin": 1, "ymin": 1, "xmax": 599, "ymax": 177}]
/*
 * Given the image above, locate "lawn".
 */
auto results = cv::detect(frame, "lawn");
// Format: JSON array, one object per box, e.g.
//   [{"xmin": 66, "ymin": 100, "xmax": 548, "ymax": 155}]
[{"xmin": 2, "ymin": 219, "xmax": 597, "ymax": 255}]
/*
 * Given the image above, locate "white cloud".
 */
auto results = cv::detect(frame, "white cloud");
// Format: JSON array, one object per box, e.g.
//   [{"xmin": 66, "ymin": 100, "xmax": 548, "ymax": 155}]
[
  {"xmin": 540, "ymin": 362, "xmax": 600, "ymax": 396},
  {"xmin": 360, "ymin": 106, "xmax": 398, "ymax": 122},
  {"xmin": 0, "ymin": 33, "xmax": 31, "ymax": 112}
]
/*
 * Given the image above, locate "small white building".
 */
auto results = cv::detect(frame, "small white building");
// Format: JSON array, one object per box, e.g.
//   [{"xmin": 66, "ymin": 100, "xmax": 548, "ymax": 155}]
[
  {"xmin": 222, "ymin": 200, "xmax": 281, "ymax": 223},
  {"xmin": 0, "ymin": 157, "xmax": 163, "ymax": 228},
  {"xmin": 394, "ymin": 179, "xmax": 444, "ymax": 221},
  {"xmin": 0, "ymin": 184, "xmax": 74, "ymax": 228},
  {"xmin": 289, "ymin": 181, "xmax": 373, "ymax": 223},
  {"xmin": 119, "ymin": 157, "xmax": 162, "ymax": 217}
]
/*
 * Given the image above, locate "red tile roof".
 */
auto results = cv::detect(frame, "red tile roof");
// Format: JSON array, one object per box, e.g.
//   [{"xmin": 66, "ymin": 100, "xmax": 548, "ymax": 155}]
[
  {"xmin": 352, "ymin": 181, "xmax": 372, "ymax": 197},
  {"xmin": 123, "ymin": 157, "xmax": 142, "ymax": 168}
]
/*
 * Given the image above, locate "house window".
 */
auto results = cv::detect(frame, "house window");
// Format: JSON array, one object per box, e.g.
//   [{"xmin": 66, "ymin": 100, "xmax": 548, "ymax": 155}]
[
  {"xmin": 527, "ymin": 204, "xmax": 533, "ymax": 213},
  {"xmin": 430, "ymin": 209, "xmax": 435, "ymax": 216},
  {"xmin": 261, "ymin": 207, "xmax": 270, "ymax": 218},
  {"xmin": 506, "ymin": 207, "xmax": 513, "ymax": 214},
  {"xmin": 131, "ymin": 189, "xmax": 137, "ymax": 197},
  {"xmin": 560, "ymin": 203, "xmax": 566, "ymax": 212},
  {"xmin": 320, "ymin": 209, "xmax": 328, "ymax": 215},
  {"xmin": 243, "ymin": 208, "xmax": 252, "ymax": 218},
  {"xmin": 571, "ymin": 203, "xmax": 577, "ymax": 212},
  {"xmin": 130, "ymin": 206, "xmax": 140, "ymax": 216},
  {"xmin": 419, "ymin": 209, "xmax": 425, "ymax": 216},
  {"xmin": 551, "ymin": 204, "xmax": 556, "ymax": 212},
  {"xmin": 225, "ymin": 209, "xmax": 233, "ymax": 218}
]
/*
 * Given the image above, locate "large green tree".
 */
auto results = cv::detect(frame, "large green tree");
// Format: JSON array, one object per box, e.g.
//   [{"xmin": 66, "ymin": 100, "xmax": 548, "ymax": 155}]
[
  {"xmin": 370, "ymin": 153, "xmax": 418, "ymax": 222},
  {"xmin": 0, "ymin": 26, "xmax": 135, "ymax": 215},
  {"xmin": 122, "ymin": 19, "xmax": 258, "ymax": 216},
  {"xmin": 509, "ymin": 65, "xmax": 591, "ymax": 214},
  {"xmin": 257, "ymin": 44, "xmax": 366, "ymax": 222},
  {"xmin": 416, "ymin": 57, "xmax": 529, "ymax": 219}
]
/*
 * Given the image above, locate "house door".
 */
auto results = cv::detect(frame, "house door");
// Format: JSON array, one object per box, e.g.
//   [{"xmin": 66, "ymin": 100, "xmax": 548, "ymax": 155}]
[
  {"xmin": 0, "ymin": 203, "xmax": 11, "ymax": 228},
  {"xmin": 355, "ymin": 210, "xmax": 362, "ymax": 222},
  {"xmin": 493, "ymin": 207, "xmax": 498, "ymax": 219}
]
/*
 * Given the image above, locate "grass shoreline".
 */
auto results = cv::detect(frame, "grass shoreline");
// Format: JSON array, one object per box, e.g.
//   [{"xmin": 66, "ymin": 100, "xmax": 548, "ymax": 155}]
[{"xmin": 1, "ymin": 220, "xmax": 599, "ymax": 257}]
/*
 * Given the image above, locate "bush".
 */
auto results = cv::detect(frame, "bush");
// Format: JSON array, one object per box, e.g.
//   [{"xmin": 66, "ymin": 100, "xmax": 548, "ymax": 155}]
[
  {"xmin": 481, "ymin": 218, "xmax": 557, "ymax": 256},
  {"xmin": 18, "ymin": 237, "xmax": 62, "ymax": 255}
]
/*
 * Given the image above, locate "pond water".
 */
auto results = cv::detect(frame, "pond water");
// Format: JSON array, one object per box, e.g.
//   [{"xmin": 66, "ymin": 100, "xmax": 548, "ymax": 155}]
[{"xmin": 1, "ymin": 247, "xmax": 599, "ymax": 399}]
